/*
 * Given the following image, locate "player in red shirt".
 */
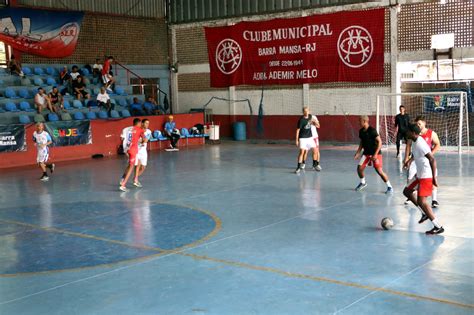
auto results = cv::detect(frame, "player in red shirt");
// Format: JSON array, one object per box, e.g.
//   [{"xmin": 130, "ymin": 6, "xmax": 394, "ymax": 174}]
[
  {"xmin": 101, "ymin": 56, "xmax": 115, "ymax": 93},
  {"xmin": 120, "ymin": 118, "xmax": 147, "ymax": 192}
]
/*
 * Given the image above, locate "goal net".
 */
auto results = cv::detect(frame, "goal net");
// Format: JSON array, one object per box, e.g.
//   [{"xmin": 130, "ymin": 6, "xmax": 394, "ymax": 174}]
[{"xmin": 376, "ymin": 92, "xmax": 470, "ymax": 153}]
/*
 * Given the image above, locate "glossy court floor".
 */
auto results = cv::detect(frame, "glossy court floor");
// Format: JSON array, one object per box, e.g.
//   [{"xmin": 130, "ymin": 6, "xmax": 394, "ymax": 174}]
[{"xmin": 0, "ymin": 143, "xmax": 472, "ymax": 315}]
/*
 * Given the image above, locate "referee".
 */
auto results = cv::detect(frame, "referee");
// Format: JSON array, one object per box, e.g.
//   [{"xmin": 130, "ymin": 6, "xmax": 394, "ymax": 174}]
[{"xmin": 394, "ymin": 105, "xmax": 410, "ymax": 158}]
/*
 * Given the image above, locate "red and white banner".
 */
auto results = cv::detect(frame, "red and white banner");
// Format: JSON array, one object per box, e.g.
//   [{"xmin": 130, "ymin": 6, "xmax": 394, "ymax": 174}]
[{"xmin": 205, "ymin": 8, "xmax": 385, "ymax": 87}]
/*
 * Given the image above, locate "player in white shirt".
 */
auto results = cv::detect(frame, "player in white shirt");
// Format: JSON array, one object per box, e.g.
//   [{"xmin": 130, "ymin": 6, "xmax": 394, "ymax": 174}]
[
  {"xmin": 305, "ymin": 115, "xmax": 321, "ymax": 171},
  {"xmin": 133, "ymin": 119, "xmax": 152, "ymax": 187},
  {"xmin": 403, "ymin": 124, "xmax": 444, "ymax": 235},
  {"xmin": 119, "ymin": 120, "xmax": 135, "ymax": 185},
  {"xmin": 32, "ymin": 122, "xmax": 55, "ymax": 181}
]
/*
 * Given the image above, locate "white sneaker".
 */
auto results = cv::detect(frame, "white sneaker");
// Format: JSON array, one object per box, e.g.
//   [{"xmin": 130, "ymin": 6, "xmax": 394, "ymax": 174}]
[
  {"xmin": 133, "ymin": 181, "xmax": 142, "ymax": 188},
  {"xmin": 313, "ymin": 165, "xmax": 322, "ymax": 171},
  {"xmin": 301, "ymin": 163, "xmax": 306, "ymax": 169},
  {"xmin": 119, "ymin": 186, "xmax": 128, "ymax": 192}
]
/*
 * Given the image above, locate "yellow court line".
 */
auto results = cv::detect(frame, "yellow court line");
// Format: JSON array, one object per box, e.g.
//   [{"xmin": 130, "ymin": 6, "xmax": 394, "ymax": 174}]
[
  {"xmin": 178, "ymin": 253, "xmax": 474, "ymax": 309},
  {"xmin": 1, "ymin": 219, "xmax": 473, "ymax": 309},
  {"xmin": 0, "ymin": 218, "xmax": 166, "ymax": 252}
]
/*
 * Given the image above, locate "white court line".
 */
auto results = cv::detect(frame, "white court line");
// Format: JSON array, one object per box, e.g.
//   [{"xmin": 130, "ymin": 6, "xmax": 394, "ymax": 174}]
[
  {"xmin": 0, "ymin": 196, "xmax": 362, "ymax": 306},
  {"xmin": 333, "ymin": 240, "xmax": 467, "ymax": 314}
]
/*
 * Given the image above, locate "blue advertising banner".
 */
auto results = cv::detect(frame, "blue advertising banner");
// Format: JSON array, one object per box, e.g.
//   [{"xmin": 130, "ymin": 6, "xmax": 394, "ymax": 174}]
[
  {"xmin": 424, "ymin": 90, "xmax": 473, "ymax": 113},
  {"xmin": 0, "ymin": 7, "xmax": 84, "ymax": 58},
  {"xmin": 45, "ymin": 121, "xmax": 92, "ymax": 147},
  {"xmin": 0, "ymin": 124, "xmax": 26, "ymax": 153}
]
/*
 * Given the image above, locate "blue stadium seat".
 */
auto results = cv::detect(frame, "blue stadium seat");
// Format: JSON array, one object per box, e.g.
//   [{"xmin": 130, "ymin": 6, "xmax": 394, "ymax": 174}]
[
  {"xmin": 63, "ymin": 100, "xmax": 71, "ymax": 110},
  {"xmin": 86, "ymin": 111, "xmax": 97, "ymax": 120},
  {"xmin": 153, "ymin": 130, "xmax": 167, "ymax": 140},
  {"xmin": 33, "ymin": 77, "xmax": 44, "ymax": 86},
  {"xmin": 22, "ymin": 67, "xmax": 32, "ymax": 76},
  {"xmin": 72, "ymin": 100, "xmax": 83, "ymax": 109},
  {"xmin": 34, "ymin": 114, "xmax": 45, "ymax": 123},
  {"xmin": 110, "ymin": 99, "xmax": 117, "ymax": 105},
  {"xmin": 98, "ymin": 111, "xmax": 109, "ymax": 119},
  {"xmin": 18, "ymin": 88, "xmax": 31, "ymax": 99},
  {"xmin": 19, "ymin": 114, "xmax": 31, "ymax": 124},
  {"xmin": 0, "ymin": 79, "xmax": 4, "ymax": 86},
  {"xmin": 34, "ymin": 67, "xmax": 44, "ymax": 75},
  {"xmin": 84, "ymin": 99, "xmax": 98, "ymax": 107},
  {"xmin": 61, "ymin": 113, "xmax": 72, "ymax": 121},
  {"xmin": 121, "ymin": 110, "xmax": 131, "ymax": 117},
  {"xmin": 110, "ymin": 110, "xmax": 120, "ymax": 118},
  {"xmin": 5, "ymin": 102, "xmax": 19, "ymax": 112},
  {"xmin": 93, "ymin": 87, "xmax": 100, "ymax": 95},
  {"xmin": 5, "ymin": 87, "xmax": 19, "ymax": 98},
  {"xmin": 181, "ymin": 128, "xmax": 191, "ymax": 138},
  {"xmin": 81, "ymin": 68, "xmax": 90, "ymax": 76},
  {"xmin": 20, "ymin": 101, "xmax": 35, "ymax": 112},
  {"xmin": 118, "ymin": 98, "xmax": 127, "ymax": 107},
  {"xmin": 46, "ymin": 67, "xmax": 56, "ymax": 76},
  {"xmin": 46, "ymin": 77, "xmax": 56, "ymax": 85},
  {"xmin": 48, "ymin": 113, "xmax": 59, "ymax": 121},
  {"xmin": 73, "ymin": 112, "xmax": 85, "ymax": 120},
  {"xmin": 115, "ymin": 86, "xmax": 126, "ymax": 95}
]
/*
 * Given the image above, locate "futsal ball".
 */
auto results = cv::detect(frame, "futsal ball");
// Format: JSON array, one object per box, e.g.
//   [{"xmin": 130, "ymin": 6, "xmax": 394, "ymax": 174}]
[{"xmin": 381, "ymin": 217, "xmax": 394, "ymax": 230}]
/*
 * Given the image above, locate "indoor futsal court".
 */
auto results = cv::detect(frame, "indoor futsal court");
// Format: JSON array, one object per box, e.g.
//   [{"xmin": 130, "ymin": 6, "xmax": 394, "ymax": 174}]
[{"xmin": 0, "ymin": 0, "xmax": 473, "ymax": 314}]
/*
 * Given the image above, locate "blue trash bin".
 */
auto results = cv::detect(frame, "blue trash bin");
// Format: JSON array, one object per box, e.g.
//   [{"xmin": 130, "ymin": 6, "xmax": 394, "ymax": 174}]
[{"xmin": 233, "ymin": 122, "xmax": 246, "ymax": 141}]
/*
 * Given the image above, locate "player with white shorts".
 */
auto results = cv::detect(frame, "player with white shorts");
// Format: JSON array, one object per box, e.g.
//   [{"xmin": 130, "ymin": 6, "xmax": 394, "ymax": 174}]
[
  {"xmin": 32, "ymin": 122, "xmax": 55, "ymax": 181},
  {"xmin": 133, "ymin": 119, "xmax": 152, "ymax": 187},
  {"xmin": 295, "ymin": 107, "xmax": 317, "ymax": 173}
]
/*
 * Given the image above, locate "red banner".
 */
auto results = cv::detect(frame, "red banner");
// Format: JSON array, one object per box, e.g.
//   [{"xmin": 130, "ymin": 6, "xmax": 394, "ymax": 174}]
[{"xmin": 205, "ymin": 8, "xmax": 385, "ymax": 87}]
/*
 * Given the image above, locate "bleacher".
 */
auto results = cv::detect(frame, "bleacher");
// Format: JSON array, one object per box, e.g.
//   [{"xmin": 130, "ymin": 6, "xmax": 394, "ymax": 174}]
[{"xmin": 0, "ymin": 64, "xmax": 145, "ymax": 125}]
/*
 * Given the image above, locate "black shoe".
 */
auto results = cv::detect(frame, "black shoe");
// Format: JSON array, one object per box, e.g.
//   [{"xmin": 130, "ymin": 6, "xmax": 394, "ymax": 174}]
[
  {"xmin": 426, "ymin": 226, "xmax": 444, "ymax": 235},
  {"xmin": 418, "ymin": 214, "xmax": 429, "ymax": 224},
  {"xmin": 40, "ymin": 174, "xmax": 49, "ymax": 181},
  {"xmin": 48, "ymin": 163, "xmax": 55, "ymax": 174},
  {"xmin": 432, "ymin": 200, "xmax": 439, "ymax": 208}
]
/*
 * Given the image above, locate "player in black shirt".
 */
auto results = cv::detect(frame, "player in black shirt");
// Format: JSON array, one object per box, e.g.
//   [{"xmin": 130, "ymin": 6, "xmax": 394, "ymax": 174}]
[
  {"xmin": 394, "ymin": 105, "xmax": 410, "ymax": 158},
  {"xmin": 295, "ymin": 107, "xmax": 317, "ymax": 173},
  {"xmin": 354, "ymin": 115, "xmax": 393, "ymax": 193}
]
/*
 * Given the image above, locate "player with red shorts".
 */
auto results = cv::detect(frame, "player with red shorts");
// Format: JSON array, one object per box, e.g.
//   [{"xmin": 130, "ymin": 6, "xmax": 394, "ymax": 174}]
[
  {"xmin": 119, "ymin": 118, "xmax": 146, "ymax": 192},
  {"xmin": 403, "ymin": 123, "xmax": 444, "ymax": 235},
  {"xmin": 354, "ymin": 115, "xmax": 393, "ymax": 193}
]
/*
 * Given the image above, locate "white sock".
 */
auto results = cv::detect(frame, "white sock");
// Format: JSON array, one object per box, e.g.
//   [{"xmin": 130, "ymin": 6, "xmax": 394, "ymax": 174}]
[
  {"xmin": 432, "ymin": 188, "xmax": 438, "ymax": 201},
  {"xmin": 431, "ymin": 218, "xmax": 441, "ymax": 228},
  {"xmin": 360, "ymin": 178, "xmax": 366, "ymax": 184},
  {"xmin": 386, "ymin": 181, "xmax": 392, "ymax": 188}
]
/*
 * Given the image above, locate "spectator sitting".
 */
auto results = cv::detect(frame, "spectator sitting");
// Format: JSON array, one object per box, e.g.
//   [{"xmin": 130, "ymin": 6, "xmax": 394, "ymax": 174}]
[
  {"xmin": 72, "ymin": 76, "xmax": 91, "ymax": 100},
  {"xmin": 34, "ymin": 88, "xmax": 53, "ymax": 113},
  {"xmin": 70, "ymin": 65, "xmax": 80, "ymax": 82},
  {"xmin": 96, "ymin": 87, "xmax": 114, "ymax": 114},
  {"xmin": 48, "ymin": 86, "xmax": 64, "ymax": 113},
  {"xmin": 143, "ymin": 96, "xmax": 162, "ymax": 115},
  {"xmin": 130, "ymin": 97, "xmax": 145, "ymax": 116},
  {"xmin": 8, "ymin": 55, "xmax": 24, "ymax": 77},
  {"xmin": 92, "ymin": 58, "xmax": 102, "ymax": 80},
  {"xmin": 59, "ymin": 66, "xmax": 71, "ymax": 84},
  {"xmin": 164, "ymin": 115, "xmax": 180, "ymax": 149}
]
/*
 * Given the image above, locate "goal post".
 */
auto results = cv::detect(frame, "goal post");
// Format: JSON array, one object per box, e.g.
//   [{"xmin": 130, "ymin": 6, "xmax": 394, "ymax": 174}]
[{"xmin": 376, "ymin": 91, "xmax": 470, "ymax": 154}]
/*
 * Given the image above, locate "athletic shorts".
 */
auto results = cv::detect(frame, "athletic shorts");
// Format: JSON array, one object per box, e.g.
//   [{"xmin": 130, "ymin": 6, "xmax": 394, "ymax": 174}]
[
  {"xmin": 128, "ymin": 148, "xmax": 138, "ymax": 165},
  {"xmin": 314, "ymin": 137, "xmax": 319, "ymax": 147},
  {"xmin": 299, "ymin": 138, "xmax": 316, "ymax": 150},
  {"xmin": 102, "ymin": 74, "xmax": 111, "ymax": 84},
  {"xmin": 359, "ymin": 154, "xmax": 383, "ymax": 170},
  {"xmin": 135, "ymin": 150, "xmax": 148, "ymax": 166},
  {"xmin": 407, "ymin": 177, "xmax": 433, "ymax": 197},
  {"xmin": 37, "ymin": 150, "xmax": 49, "ymax": 164}
]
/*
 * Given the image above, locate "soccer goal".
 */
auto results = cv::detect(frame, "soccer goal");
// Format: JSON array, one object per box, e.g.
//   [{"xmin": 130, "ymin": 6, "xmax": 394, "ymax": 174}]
[{"xmin": 376, "ymin": 91, "xmax": 470, "ymax": 153}]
